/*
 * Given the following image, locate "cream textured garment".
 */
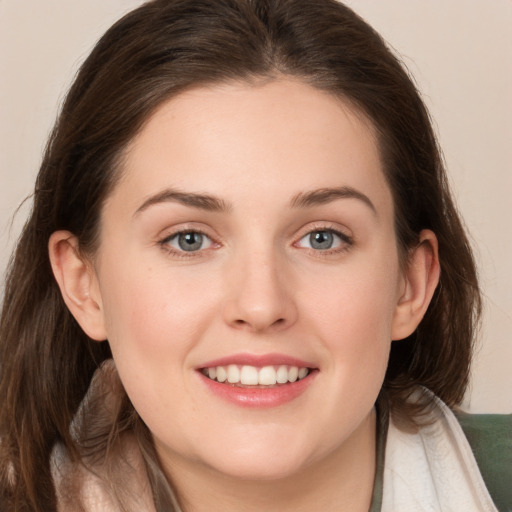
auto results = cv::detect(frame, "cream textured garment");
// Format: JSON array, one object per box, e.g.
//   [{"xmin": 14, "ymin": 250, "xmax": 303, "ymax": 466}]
[
  {"xmin": 51, "ymin": 440, "xmax": 157, "ymax": 512},
  {"xmin": 381, "ymin": 393, "xmax": 498, "ymax": 512}
]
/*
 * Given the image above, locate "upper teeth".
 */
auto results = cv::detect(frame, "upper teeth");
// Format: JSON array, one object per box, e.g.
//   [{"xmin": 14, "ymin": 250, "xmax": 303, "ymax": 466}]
[{"xmin": 202, "ymin": 365, "xmax": 309, "ymax": 386}]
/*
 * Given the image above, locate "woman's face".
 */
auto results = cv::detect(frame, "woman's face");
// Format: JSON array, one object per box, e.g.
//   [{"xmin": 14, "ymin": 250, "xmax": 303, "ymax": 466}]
[{"xmin": 92, "ymin": 79, "xmax": 406, "ymax": 480}]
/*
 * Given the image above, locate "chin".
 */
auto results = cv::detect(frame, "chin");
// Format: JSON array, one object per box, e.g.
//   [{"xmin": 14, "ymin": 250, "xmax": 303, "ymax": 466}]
[
  {"xmin": 205, "ymin": 453, "xmax": 310, "ymax": 482},
  {"xmin": 194, "ymin": 430, "xmax": 319, "ymax": 482}
]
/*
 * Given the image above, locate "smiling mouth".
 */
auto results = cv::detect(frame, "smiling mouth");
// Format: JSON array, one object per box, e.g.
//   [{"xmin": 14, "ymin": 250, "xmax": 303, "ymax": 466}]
[{"xmin": 200, "ymin": 364, "xmax": 311, "ymax": 387}]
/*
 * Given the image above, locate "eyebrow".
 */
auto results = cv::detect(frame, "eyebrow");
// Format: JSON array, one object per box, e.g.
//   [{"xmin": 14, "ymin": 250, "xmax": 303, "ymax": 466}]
[
  {"xmin": 290, "ymin": 186, "xmax": 377, "ymax": 215},
  {"xmin": 134, "ymin": 188, "xmax": 232, "ymax": 216},
  {"xmin": 134, "ymin": 185, "xmax": 376, "ymax": 217}
]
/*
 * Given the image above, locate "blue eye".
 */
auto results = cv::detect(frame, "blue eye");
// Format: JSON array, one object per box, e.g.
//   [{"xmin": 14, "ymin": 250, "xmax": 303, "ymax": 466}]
[
  {"xmin": 164, "ymin": 231, "xmax": 213, "ymax": 252},
  {"xmin": 297, "ymin": 229, "xmax": 349, "ymax": 251}
]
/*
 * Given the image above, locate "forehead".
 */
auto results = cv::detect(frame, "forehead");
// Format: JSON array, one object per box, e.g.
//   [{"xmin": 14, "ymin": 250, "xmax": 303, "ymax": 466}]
[{"xmin": 112, "ymin": 79, "xmax": 392, "ymax": 217}]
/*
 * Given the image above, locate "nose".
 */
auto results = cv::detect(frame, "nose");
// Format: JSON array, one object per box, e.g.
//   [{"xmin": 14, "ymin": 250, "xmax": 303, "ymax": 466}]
[{"xmin": 222, "ymin": 249, "xmax": 298, "ymax": 333}]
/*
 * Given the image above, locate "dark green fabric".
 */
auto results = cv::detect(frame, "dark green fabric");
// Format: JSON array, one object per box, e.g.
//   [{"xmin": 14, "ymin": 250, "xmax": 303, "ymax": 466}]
[
  {"xmin": 368, "ymin": 401, "xmax": 388, "ymax": 512},
  {"xmin": 455, "ymin": 411, "xmax": 512, "ymax": 512}
]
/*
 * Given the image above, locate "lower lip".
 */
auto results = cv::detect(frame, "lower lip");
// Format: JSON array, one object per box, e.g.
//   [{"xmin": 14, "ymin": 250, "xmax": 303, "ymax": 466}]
[{"xmin": 198, "ymin": 370, "xmax": 317, "ymax": 408}]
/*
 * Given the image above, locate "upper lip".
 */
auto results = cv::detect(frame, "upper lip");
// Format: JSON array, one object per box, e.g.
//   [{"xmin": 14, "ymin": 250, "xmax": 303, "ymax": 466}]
[{"xmin": 198, "ymin": 353, "xmax": 316, "ymax": 369}]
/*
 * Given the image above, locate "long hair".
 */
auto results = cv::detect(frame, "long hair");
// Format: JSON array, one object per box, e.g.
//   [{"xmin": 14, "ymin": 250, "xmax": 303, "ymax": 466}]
[{"xmin": 0, "ymin": 0, "xmax": 481, "ymax": 510}]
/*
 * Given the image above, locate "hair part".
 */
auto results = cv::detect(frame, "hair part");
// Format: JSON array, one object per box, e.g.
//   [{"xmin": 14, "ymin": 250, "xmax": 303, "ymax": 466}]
[{"xmin": 0, "ymin": 0, "xmax": 481, "ymax": 510}]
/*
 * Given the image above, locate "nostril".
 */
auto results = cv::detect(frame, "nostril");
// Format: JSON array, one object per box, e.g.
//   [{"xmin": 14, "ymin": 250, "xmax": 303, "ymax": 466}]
[{"xmin": 231, "ymin": 316, "xmax": 286, "ymax": 331}]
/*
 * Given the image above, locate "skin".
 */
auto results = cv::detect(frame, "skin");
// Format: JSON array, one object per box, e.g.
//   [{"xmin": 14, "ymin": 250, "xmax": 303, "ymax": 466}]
[{"xmin": 50, "ymin": 79, "xmax": 439, "ymax": 511}]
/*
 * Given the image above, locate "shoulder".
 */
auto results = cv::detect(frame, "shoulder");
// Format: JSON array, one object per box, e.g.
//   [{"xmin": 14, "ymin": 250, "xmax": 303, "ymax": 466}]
[{"xmin": 455, "ymin": 411, "xmax": 512, "ymax": 512}]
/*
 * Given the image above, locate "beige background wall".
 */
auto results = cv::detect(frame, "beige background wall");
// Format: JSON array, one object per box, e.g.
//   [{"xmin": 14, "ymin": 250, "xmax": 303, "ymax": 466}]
[{"xmin": 0, "ymin": 0, "xmax": 510, "ymax": 413}]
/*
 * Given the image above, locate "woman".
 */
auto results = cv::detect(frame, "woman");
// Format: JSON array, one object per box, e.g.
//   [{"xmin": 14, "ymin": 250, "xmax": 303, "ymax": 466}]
[{"xmin": 0, "ymin": 0, "xmax": 510, "ymax": 510}]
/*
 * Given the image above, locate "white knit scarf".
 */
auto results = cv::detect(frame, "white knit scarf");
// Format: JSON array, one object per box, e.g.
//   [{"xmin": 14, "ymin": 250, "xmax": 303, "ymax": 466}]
[{"xmin": 381, "ymin": 394, "xmax": 498, "ymax": 512}]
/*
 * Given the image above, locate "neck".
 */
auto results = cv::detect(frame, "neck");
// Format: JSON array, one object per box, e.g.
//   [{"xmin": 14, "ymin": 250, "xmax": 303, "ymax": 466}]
[{"xmin": 164, "ymin": 409, "xmax": 377, "ymax": 512}]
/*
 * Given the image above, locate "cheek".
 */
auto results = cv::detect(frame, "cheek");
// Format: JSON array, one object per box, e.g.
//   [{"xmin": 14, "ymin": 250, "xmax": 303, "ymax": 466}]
[
  {"xmin": 97, "ymin": 269, "xmax": 198, "ymax": 423},
  {"xmin": 308, "ymin": 257, "xmax": 399, "ymax": 333},
  {"xmin": 99, "ymin": 261, "xmax": 211, "ymax": 352},
  {"xmin": 301, "ymin": 252, "xmax": 400, "ymax": 377},
  {"xmin": 96, "ymin": 262, "xmax": 224, "ymax": 419}
]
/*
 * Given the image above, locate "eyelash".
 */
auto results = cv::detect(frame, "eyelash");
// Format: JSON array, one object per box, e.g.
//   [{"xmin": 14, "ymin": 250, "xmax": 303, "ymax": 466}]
[
  {"xmin": 158, "ymin": 225, "xmax": 353, "ymax": 258},
  {"xmin": 158, "ymin": 228, "xmax": 217, "ymax": 259},
  {"xmin": 294, "ymin": 225, "xmax": 354, "ymax": 256}
]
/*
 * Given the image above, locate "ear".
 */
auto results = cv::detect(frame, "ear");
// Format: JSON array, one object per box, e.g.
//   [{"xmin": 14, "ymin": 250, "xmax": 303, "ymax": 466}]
[
  {"xmin": 48, "ymin": 231, "xmax": 107, "ymax": 341},
  {"xmin": 391, "ymin": 229, "xmax": 440, "ymax": 341}
]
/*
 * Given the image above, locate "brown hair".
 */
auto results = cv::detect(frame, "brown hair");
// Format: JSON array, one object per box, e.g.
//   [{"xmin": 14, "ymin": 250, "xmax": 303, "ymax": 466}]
[{"xmin": 0, "ymin": 0, "xmax": 481, "ymax": 510}]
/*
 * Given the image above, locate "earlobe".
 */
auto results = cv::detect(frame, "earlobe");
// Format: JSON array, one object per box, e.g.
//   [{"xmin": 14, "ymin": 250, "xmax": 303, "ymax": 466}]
[
  {"xmin": 48, "ymin": 231, "xmax": 107, "ymax": 341},
  {"xmin": 391, "ymin": 230, "xmax": 440, "ymax": 341}
]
